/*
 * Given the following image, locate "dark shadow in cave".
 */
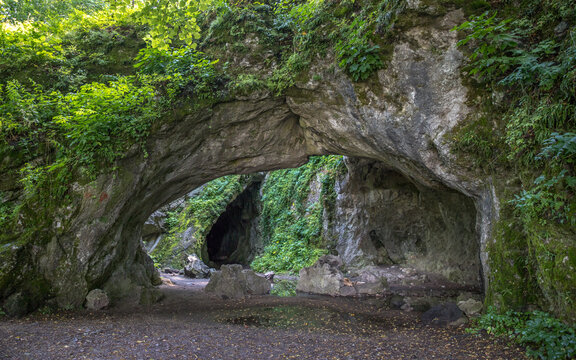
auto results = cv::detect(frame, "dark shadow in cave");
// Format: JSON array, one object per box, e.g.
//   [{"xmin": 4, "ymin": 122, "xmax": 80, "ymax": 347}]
[{"xmin": 206, "ymin": 176, "xmax": 263, "ymax": 268}]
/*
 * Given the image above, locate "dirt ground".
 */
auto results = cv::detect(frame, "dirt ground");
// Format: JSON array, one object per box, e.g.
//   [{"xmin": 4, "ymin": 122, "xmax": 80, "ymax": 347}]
[{"xmin": 0, "ymin": 275, "xmax": 527, "ymax": 360}]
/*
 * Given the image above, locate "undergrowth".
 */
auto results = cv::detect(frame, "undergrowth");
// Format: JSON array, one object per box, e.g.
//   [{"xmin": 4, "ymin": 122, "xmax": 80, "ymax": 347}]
[{"xmin": 468, "ymin": 307, "xmax": 576, "ymax": 360}]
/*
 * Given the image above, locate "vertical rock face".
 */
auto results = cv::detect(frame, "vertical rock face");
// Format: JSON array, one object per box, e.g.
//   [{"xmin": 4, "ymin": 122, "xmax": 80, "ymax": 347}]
[{"xmin": 330, "ymin": 158, "xmax": 480, "ymax": 286}]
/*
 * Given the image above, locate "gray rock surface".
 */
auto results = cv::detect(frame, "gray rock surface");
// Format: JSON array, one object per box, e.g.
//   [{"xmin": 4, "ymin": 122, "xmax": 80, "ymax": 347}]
[
  {"xmin": 327, "ymin": 158, "xmax": 480, "ymax": 286},
  {"xmin": 457, "ymin": 298, "xmax": 483, "ymax": 317},
  {"xmin": 184, "ymin": 254, "xmax": 212, "ymax": 279},
  {"xmin": 297, "ymin": 256, "xmax": 388, "ymax": 297},
  {"xmin": 421, "ymin": 303, "xmax": 464, "ymax": 326},
  {"xmin": 205, "ymin": 264, "xmax": 270, "ymax": 299},
  {"xmin": 85, "ymin": 289, "xmax": 109, "ymax": 310},
  {"xmin": 297, "ymin": 256, "xmax": 345, "ymax": 296}
]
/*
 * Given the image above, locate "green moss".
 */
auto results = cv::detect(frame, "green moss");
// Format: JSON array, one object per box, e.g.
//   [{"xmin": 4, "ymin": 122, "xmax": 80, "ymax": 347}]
[
  {"xmin": 486, "ymin": 214, "xmax": 540, "ymax": 310},
  {"xmin": 526, "ymin": 224, "xmax": 576, "ymax": 320}
]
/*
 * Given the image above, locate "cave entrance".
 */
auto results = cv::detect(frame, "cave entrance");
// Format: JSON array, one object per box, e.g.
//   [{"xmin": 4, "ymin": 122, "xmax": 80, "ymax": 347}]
[
  {"xmin": 205, "ymin": 177, "xmax": 263, "ymax": 268},
  {"xmin": 145, "ymin": 156, "xmax": 482, "ymax": 296}
]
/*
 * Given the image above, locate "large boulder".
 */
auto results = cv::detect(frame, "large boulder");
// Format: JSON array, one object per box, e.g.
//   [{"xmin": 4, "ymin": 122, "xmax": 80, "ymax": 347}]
[
  {"xmin": 184, "ymin": 254, "xmax": 212, "ymax": 279},
  {"xmin": 297, "ymin": 255, "xmax": 345, "ymax": 296},
  {"xmin": 205, "ymin": 264, "xmax": 270, "ymax": 299},
  {"xmin": 85, "ymin": 289, "xmax": 109, "ymax": 310}
]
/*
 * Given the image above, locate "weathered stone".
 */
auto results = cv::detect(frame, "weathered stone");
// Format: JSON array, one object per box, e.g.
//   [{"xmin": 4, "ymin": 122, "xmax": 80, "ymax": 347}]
[
  {"xmin": 184, "ymin": 254, "xmax": 212, "ymax": 279},
  {"xmin": 85, "ymin": 289, "xmax": 109, "ymax": 310},
  {"xmin": 296, "ymin": 256, "xmax": 344, "ymax": 296},
  {"xmin": 421, "ymin": 303, "xmax": 464, "ymax": 327},
  {"xmin": 457, "ymin": 298, "xmax": 483, "ymax": 317},
  {"xmin": 205, "ymin": 264, "xmax": 270, "ymax": 299},
  {"xmin": 3, "ymin": 292, "xmax": 29, "ymax": 317},
  {"xmin": 355, "ymin": 281, "xmax": 386, "ymax": 296}
]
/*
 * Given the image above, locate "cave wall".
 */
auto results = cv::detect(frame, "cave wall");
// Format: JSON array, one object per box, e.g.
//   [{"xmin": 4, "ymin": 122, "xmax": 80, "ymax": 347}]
[{"xmin": 330, "ymin": 158, "xmax": 480, "ymax": 286}]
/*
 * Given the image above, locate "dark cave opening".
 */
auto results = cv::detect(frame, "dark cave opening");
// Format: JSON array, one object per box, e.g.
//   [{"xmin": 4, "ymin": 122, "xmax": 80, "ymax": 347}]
[{"xmin": 205, "ymin": 177, "xmax": 263, "ymax": 268}]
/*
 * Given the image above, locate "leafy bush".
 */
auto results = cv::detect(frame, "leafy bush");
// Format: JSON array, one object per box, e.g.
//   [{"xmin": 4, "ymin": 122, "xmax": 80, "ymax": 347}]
[
  {"xmin": 453, "ymin": 5, "xmax": 576, "ymax": 227},
  {"xmin": 270, "ymin": 279, "xmax": 297, "ymax": 297},
  {"xmin": 470, "ymin": 307, "xmax": 576, "ymax": 360},
  {"xmin": 251, "ymin": 156, "xmax": 344, "ymax": 274}
]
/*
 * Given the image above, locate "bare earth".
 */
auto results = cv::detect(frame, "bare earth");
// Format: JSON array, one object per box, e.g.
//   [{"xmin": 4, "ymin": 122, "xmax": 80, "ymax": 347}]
[{"xmin": 0, "ymin": 275, "xmax": 527, "ymax": 360}]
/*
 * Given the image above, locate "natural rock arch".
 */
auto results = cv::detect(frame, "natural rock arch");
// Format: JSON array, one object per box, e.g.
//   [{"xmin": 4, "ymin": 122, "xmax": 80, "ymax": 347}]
[{"xmin": 1, "ymin": 8, "xmax": 497, "ymax": 313}]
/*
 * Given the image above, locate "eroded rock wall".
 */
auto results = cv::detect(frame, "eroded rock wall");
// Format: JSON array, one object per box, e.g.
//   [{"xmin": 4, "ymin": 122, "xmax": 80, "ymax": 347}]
[
  {"xmin": 330, "ymin": 158, "xmax": 480, "ymax": 286},
  {"xmin": 1, "ymin": 4, "xmax": 498, "ymax": 314}
]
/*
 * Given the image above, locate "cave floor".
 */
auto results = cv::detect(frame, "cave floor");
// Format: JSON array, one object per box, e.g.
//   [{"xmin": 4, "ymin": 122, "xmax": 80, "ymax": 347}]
[{"xmin": 0, "ymin": 277, "xmax": 527, "ymax": 360}]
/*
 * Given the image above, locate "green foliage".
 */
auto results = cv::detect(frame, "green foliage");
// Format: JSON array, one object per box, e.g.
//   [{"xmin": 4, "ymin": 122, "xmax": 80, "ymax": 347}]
[
  {"xmin": 133, "ymin": 0, "xmax": 214, "ymax": 51},
  {"xmin": 53, "ymin": 78, "xmax": 157, "ymax": 168},
  {"xmin": 251, "ymin": 155, "xmax": 344, "ymax": 274},
  {"xmin": 150, "ymin": 175, "xmax": 246, "ymax": 267},
  {"xmin": 0, "ymin": 6, "xmax": 139, "ymax": 89},
  {"xmin": 453, "ymin": 4, "xmax": 576, "ymax": 227},
  {"xmin": 270, "ymin": 279, "xmax": 297, "ymax": 297},
  {"xmin": 335, "ymin": 18, "xmax": 382, "ymax": 81},
  {"xmin": 469, "ymin": 307, "xmax": 576, "ymax": 360},
  {"xmin": 135, "ymin": 46, "xmax": 222, "ymax": 102},
  {"xmin": 453, "ymin": 12, "xmax": 521, "ymax": 82},
  {"xmin": 0, "ymin": 0, "xmax": 107, "ymax": 23}
]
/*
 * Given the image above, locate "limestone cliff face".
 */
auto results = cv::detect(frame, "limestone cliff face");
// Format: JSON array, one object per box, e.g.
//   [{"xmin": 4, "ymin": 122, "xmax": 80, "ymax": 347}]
[
  {"xmin": 330, "ymin": 157, "xmax": 480, "ymax": 286},
  {"xmin": 0, "ymin": 4, "xmax": 497, "ymax": 314}
]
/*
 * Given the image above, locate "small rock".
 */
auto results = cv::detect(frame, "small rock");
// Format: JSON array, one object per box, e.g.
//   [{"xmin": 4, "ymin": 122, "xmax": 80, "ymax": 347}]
[
  {"xmin": 85, "ymin": 289, "xmax": 109, "ymax": 310},
  {"xmin": 448, "ymin": 316, "xmax": 469, "ymax": 327},
  {"xmin": 555, "ymin": 21, "xmax": 568, "ymax": 36},
  {"xmin": 421, "ymin": 303, "xmax": 464, "ymax": 326},
  {"xmin": 457, "ymin": 298, "xmax": 483, "ymax": 317},
  {"xmin": 356, "ymin": 281, "xmax": 385, "ymax": 295},
  {"xmin": 184, "ymin": 254, "xmax": 212, "ymax": 279}
]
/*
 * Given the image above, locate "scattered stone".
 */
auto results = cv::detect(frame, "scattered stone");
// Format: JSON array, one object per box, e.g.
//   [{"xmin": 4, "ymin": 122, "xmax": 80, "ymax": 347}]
[
  {"xmin": 264, "ymin": 271, "xmax": 275, "ymax": 281},
  {"xmin": 317, "ymin": 255, "xmax": 344, "ymax": 268},
  {"xmin": 457, "ymin": 298, "xmax": 483, "ymax": 317},
  {"xmin": 555, "ymin": 21, "xmax": 569, "ymax": 36},
  {"xmin": 401, "ymin": 303, "xmax": 413, "ymax": 312},
  {"xmin": 205, "ymin": 264, "xmax": 270, "ymax": 299},
  {"xmin": 184, "ymin": 254, "xmax": 212, "ymax": 279},
  {"xmin": 297, "ymin": 256, "xmax": 389, "ymax": 297},
  {"xmin": 163, "ymin": 268, "xmax": 178, "ymax": 274},
  {"xmin": 85, "ymin": 289, "xmax": 109, "ymax": 310},
  {"xmin": 356, "ymin": 281, "xmax": 386, "ymax": 295},
  {"xmin": 421, "ymin": 303, "xmax": 464, "ymax": 326},
  {"xmin": 448, "ymin": 316, "xmax": 469, "ymax": 327}
]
